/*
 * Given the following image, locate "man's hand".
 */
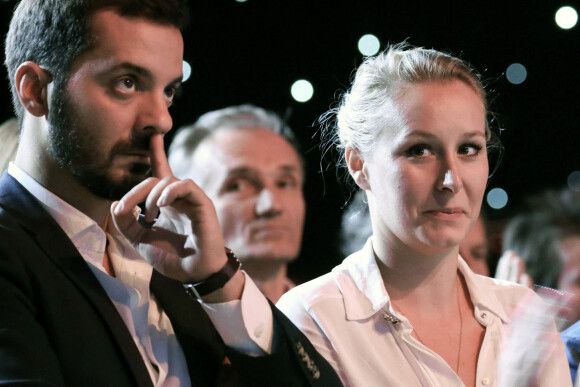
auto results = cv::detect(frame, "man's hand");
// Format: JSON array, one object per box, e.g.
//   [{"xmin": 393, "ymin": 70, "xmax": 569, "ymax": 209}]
[
  {"xmin": 111, "ymin": 134, "xmax": 243, "ymax": 300},
  {"xmin": 495, "ymin": 250, "xmax": 534, "ymax": 288}
]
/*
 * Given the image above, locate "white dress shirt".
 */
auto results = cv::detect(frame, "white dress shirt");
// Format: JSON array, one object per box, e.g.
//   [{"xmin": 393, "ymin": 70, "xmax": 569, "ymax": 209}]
[
  {"xmin": 277, "ymin": 238, "xmax": 571, "ymax": 387},
  {"xmin": 8, "ymin": 163, "xmax": 274, "ymax": 385}
]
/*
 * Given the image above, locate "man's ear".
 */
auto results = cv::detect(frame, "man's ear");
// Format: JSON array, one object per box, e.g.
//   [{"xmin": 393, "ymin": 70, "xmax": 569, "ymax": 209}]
[
  {"xmin": 345, "ymin": 146, "xmax": 370, "ymax": 190},
  {"xmin": 15, "ymin": 61, "xmax": 52, "ymax": 117}
]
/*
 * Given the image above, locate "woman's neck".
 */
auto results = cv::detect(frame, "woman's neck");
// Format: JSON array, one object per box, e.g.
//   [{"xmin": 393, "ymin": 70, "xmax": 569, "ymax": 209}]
[{"xmin": 372, "ymin": 234, "xmax": 460, "ymax": 310}]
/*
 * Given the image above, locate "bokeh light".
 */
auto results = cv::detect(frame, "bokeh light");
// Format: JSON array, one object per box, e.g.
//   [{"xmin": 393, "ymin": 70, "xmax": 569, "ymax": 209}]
[
  {"xmin": 506, "ymin": 63, "xmax": 527, "ymax": 85},
  {"xmin": 182, "ymin": 61, "xmax": 192, "ymax": 82},
  {"xmin": 291, "ymin": 79, "xmax": 314, "ymax": 103},
  {"xmin": 487, "ymin": 188, "xmax": 509, "ymax": 210},
  {"xmin": 555, "ymin": 6, "xmax": 578, "ymax": 29},
  {"xmin": 358, "ymin": 34, "xmax": 380, "ymax": 57}
]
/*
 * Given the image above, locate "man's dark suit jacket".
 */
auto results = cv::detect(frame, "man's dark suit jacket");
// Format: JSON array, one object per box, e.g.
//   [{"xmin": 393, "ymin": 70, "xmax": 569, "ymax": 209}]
[{"xmin": 0, "ymin": 173, "xmax": 342, "ymax": 386}]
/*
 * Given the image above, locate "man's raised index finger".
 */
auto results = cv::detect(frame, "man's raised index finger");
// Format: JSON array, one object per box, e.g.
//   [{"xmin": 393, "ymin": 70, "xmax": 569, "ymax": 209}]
[{"xmin": 150, "ymin": 134, "xmax": 173, "ymax": 178}]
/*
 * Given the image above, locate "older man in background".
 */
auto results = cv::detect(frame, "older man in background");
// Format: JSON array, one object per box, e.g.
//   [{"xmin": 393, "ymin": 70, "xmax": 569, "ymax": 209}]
[{"xmin": 169, "ymin": 105, "xmax": 306, "ymax": 302}]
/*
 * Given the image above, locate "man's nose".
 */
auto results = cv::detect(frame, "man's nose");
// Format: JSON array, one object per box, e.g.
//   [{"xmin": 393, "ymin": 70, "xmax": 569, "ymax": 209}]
[
  {"xmin": 136, "ymin": 93, "xmax": 173, "ymax": 135},
  {"xmin": 254, "ymin": 188, "xmax": 282, "ymax": 219}
]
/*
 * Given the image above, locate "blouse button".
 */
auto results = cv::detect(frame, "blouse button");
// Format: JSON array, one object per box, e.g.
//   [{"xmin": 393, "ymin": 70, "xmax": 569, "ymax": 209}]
[
  {"xmin": 480, "ymin": 312, "xmax": 487, "ymax": 319},
  {"xmin": 481, "ymin": 377, "xmax": 490, "ymax": 386}
]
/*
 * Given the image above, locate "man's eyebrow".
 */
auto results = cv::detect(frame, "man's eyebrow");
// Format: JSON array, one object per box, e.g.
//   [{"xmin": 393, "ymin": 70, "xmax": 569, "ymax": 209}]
[
  {"xmin": 279, "ymin": 165, "xmax": 301, "ymax": 175},
  {"xmin": 113, "ymin": 62, "xmax": 183, "ymax": 85},
  {"xmin": 114, "ymin": 62, "xmax": 153, "ymax": 78},
  {"xmin": 225, "ymin": 165, "xmax": 302, "ymax": 180},
  {"xmin": 217, "ymin": 167, "xmax": 260, "ymax": 194},
  {"xmin": 225, "ymin": 167, "xmax": 260, "ymax": 180}
]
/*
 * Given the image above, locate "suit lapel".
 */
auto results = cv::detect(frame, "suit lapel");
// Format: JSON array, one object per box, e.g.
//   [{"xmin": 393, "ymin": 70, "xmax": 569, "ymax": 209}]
[
  {"xmin": 0, "ymin": 173, "xmax": 154, "ymax": 387},
  {"xmin": 150, "ymin": 270, "xmax": 226, "ymax": 384}
]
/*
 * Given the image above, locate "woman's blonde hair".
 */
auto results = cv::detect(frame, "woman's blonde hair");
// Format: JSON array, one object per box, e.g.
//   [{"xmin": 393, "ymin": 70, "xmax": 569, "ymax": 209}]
[{"xmin": 322, "ymin": 43, "xmax": 494, "ymax": 173}]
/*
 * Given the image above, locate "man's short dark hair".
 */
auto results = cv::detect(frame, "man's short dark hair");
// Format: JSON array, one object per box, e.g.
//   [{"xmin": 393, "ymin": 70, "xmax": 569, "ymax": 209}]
[{"xmin": 4, "ymin": 0, "xmax": 189, "ymax": 121}]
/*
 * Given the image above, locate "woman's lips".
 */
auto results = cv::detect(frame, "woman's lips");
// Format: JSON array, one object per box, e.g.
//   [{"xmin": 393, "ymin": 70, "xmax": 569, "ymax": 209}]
[{"xmin": 424, "ymin": 208, "xmax": 465, "ymax": 220}]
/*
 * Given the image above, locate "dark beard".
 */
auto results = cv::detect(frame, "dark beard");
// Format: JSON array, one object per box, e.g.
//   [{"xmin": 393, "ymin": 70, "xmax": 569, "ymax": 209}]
[{"xmin": 47, "ymin": 83, "xmax": 152, "ymax": 200}]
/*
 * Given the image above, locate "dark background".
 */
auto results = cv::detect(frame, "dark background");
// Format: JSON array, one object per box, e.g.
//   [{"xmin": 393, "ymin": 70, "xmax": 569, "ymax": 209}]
[{"xmin": 1, "ymin": 0, "xmax": 579, "ymax": 280}]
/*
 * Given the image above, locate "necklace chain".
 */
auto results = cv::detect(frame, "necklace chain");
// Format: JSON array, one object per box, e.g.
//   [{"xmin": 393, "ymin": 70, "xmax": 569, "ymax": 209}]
[{"xmin": 390, "ymin": 276, "xmax": 463, "ymax": 375}]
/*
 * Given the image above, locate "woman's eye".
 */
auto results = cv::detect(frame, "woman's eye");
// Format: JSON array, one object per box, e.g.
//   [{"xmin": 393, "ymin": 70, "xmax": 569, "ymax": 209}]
[
  {"xmin": 459, "ymin": 144, "xmax": 483, "ymax": 157},
  {"xmin": 405, "ymin": 144, "xmax": 432, "ymax": 158}
]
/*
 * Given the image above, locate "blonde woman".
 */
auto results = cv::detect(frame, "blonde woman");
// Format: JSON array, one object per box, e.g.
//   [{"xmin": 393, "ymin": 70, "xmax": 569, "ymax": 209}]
[{"xmin": 278, "ymin": 44, "xmax": 570, "ymax": 386}]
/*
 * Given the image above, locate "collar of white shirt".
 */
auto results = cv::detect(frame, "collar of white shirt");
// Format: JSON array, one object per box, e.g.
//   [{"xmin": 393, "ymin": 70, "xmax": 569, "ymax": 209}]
[
  {"xmin": 333, "ymin": 237, "xmax": 511, "ymax": 324},
  {"xmin": 7, "ymin": 163, "xmax": 109, "ymax": 267}
]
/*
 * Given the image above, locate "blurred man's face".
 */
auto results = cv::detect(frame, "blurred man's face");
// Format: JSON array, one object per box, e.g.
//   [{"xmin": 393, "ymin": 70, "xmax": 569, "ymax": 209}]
[
  {"xmin": 189, "ymin": 127, "xmax": 305, "ymax": 263},
  {"xmin": 459, "ymin": 217, "xmax": 490, "ymax": 276},
  {"xmin": 558, "ymin": 235, "xmax": 580, "ymax": 324}
]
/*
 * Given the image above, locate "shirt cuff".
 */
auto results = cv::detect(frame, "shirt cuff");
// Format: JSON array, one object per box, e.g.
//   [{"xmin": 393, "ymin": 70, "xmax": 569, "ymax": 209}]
[{"xmin": 201, "ymin": 271, "xmax": 273, "ymax": 355}]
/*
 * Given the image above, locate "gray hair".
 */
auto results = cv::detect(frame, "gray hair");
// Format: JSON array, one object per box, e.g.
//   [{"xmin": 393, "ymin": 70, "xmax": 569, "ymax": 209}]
[
  {"xmin": 321, "ymin": 42, "xmax": 491, "ymax": 173},
  {"xmin": 168, "ymin": 104, "xmax": 300, "ymax": 179}
]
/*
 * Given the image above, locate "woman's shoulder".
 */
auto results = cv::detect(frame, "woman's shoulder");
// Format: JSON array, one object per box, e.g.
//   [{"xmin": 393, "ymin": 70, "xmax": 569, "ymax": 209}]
[
  {"xmin": 279, "ymin": 247, "xmax": 374, "ymax": 308},
  {"xmin": 475, "ymin": 273, "xmax": 532, "ymax": 294},
  {"xmin": 469, "ymin": 272, "xmax": 544, "ymax": 318},
  {"xmin": 278, "ymin": 270, "xmax": 343, "ymax": 313}
]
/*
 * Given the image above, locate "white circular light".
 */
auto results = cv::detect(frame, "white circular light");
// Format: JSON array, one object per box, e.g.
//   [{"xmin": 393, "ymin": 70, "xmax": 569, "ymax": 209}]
[
  {"xmin": 487, "ymin": 188, "xmax": 509, "ymax": 210},
  {"xmin": 182, "ymin": 61, "xmax": 192, "ymax": 82},
  {"xmin": 555, "ymin": 6, "xmax": 578, "ymax": 29},
  {"xmin": 568, "ymin": 171, "xmax": 580, "ymax": 192},
  {"xmin": 506, "ymin": 63, "xmax": 527, "ymax": 85},
  {"xmin": 291, "ymin": 79, "xmax": 314, "ymax": 103},
  {"xmin": 358, "ymin": 34, "xmax": 381, "ymax": 57}
]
